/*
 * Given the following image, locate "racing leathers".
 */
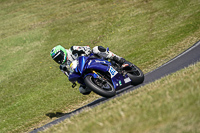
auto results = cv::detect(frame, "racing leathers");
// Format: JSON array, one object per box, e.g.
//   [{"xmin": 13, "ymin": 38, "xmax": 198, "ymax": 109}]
[{"xmin": 59, "ymin": 46, "xmax": 124, "ymax": 95}]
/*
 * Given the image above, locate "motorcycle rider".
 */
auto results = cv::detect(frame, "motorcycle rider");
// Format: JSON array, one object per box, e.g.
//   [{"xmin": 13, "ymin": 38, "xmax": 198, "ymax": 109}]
[{"xmin": 50, "ymin": 45, "xmax": 125, "ymax": 95}]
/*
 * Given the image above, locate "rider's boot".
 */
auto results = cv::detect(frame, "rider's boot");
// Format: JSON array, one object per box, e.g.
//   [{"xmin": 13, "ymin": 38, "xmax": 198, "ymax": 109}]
[{"xmin": 113, "ymin": 56, "xmax": 126, "ymax": 65}]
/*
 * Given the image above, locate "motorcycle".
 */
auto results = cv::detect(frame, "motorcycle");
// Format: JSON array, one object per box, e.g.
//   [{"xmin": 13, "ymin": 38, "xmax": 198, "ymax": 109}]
[{"xmin": 68, "ymin": 50, "xmax": 144, "ymax": 98}]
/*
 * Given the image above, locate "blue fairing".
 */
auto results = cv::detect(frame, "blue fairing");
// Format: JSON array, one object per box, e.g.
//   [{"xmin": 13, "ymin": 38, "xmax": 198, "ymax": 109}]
[
  {"xmin": 68, "ymin": 73, "xmax": 81, "ymax": 82},
  {"xmin": 77, "ymin": 56, "xmax": 111, "ymax": 73},
  {"xmin": 69, "ymin": 57, "xmax": 110, "ymax": 82},
  {"xmin": 85, "ymin": 59, "xmax": 111, "ymax": 72},
  {"xmin": 68, "ymin": 54, "xmax": 132, "ymax": 90},
  {"xmin": 78, "ymin": 56, "xmax": 88, "ymax": 74}
]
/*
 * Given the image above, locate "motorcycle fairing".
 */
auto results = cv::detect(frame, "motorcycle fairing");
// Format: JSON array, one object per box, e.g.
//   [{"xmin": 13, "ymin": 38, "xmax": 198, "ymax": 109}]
[
  {"xmin": 69, "ymin": 55, "xmax": 132, "ymax": 90},
  {"xmin": 84, "ymin": 58, "xmax": 132, "ymax": 90},
  {"xmin": 111, "ymin": 72, "xmax": 132, "ymax": 90},
  {"xmin": 78, "ymin": 56, "xmax": 88, "ymax": 74},
  {"xmin": 68, "ymin": 73, "xmax": 81, "ymax": 82},
  {"xmin": 85, "ymin": 58, "xmax": 111, "ymax": 72},
  {"xmin": 69, "ymin": 57, "xmax": 108, "ymax": 83}
]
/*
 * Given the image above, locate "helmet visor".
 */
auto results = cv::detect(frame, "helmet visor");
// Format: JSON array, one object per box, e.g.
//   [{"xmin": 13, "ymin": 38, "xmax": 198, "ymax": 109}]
[{"xmin": 52, "ymin": 50, "xmax": 65, "ymax": 64}]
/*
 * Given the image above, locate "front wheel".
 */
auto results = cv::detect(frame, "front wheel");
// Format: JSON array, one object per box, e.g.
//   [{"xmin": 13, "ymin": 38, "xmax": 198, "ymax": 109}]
[{"xmin": 84, "ymin": 76, "xmax": 116, "ymax": 98}]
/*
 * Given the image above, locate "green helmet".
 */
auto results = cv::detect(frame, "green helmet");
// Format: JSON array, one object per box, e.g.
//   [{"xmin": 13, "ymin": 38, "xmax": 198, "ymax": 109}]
[{"xmin": 50, "ymin": 45, "xmax": 67, "ymax": 64}]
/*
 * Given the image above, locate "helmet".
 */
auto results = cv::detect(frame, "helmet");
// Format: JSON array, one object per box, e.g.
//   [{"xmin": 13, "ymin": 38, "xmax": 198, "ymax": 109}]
[{"xmin": 50, "ymin": 45, "xmax": 67, "ymax": 64}]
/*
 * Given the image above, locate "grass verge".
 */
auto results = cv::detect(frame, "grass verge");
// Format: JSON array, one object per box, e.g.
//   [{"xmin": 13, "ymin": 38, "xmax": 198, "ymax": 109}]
[
  {"xmin": 44, "ymin": 62, "xmax": 200, "ymax": 133},
  {"xmin": 0, "ymin": 0, "xmax": 199, "ymax": 132}
]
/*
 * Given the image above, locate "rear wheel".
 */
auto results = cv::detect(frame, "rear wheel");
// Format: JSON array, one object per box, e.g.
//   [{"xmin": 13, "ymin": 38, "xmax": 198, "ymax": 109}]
[
  {"xmin": 84, "ymin": 76, "xmax": 116, "ymax": 98},
  {"xmin": 124, "ymin": 64, "xmax": 144, "ymax": 85}
]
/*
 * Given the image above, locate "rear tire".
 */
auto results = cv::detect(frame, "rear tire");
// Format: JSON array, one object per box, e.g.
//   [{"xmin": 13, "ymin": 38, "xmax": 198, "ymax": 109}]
[
  {"xmin": 125, "ymin": 64, "xmax": 144, "ymax": 85},
  {"xmin": 84, "ymin": 76, "xmax": 116, "ymax": 98}
]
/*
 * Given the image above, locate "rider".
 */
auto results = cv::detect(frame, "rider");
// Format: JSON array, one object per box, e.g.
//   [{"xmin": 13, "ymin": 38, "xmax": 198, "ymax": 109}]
[{"xmin": 50, "ymin": 45, "xmax": 126, "ymax": 95}]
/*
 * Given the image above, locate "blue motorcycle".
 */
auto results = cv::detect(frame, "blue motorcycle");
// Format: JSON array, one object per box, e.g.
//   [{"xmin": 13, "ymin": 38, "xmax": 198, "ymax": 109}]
[{"xmin": 68, "ymin": 52, "xmax": 144, "ymax": 98}]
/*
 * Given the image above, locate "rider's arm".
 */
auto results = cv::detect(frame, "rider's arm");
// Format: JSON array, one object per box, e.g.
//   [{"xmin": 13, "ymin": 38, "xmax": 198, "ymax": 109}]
[
  {"xmin": 60, "ymin": 64, "xmax": 77, "ymax": 85},
  {"xmin": 70, "ymin": 46, "xmax": 91, "ymax": 56}
]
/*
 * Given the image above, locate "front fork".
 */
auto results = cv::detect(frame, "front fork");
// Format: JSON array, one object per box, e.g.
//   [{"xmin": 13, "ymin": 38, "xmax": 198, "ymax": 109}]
[{"xmin": 71, "ymin": 70, "xmax": 100, "ymax": 88}]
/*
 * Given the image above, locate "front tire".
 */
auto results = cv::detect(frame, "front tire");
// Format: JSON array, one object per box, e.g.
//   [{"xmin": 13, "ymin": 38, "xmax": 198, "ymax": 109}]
[{"xmin": 84, "ymin": 76, "xmax": 116, "ymax": 98}]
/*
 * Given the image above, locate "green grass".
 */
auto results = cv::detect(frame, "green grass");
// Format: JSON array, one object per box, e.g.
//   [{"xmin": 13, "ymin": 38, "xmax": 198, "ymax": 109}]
[
  {"xmin": 44, "ymin": 61, "xmax": 200, "ymax": 133},
  {"xmin": 0, "ymin": 0, "xmax": 200, "ymax": 132}
]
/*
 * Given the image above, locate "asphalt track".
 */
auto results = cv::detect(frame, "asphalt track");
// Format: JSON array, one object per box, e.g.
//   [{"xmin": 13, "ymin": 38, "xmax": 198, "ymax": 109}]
[{"xmin": 30, "ymin": 40, "xmax": 200, "ymax": 133}]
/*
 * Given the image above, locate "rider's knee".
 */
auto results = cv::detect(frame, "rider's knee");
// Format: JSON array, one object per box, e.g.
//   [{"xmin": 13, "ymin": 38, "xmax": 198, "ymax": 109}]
[{"xmin": 79, "ymin": 85, "xmax": 91, "ymax": 95}]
